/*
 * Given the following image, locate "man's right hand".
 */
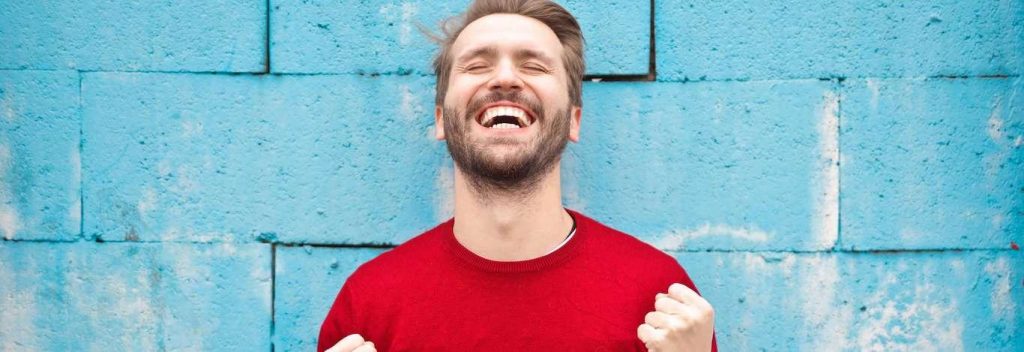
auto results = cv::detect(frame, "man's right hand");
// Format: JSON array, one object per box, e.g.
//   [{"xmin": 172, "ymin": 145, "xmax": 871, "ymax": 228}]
[{"xmin": 326, "ymin": 334, "xmax": 376, "ymax": 352}]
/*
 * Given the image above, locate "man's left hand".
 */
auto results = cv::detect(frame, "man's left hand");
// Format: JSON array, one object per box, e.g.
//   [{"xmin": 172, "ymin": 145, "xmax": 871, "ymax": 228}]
[{"xmin": 637, "ymin": 283, "xmax": 715, "ymax": 352}]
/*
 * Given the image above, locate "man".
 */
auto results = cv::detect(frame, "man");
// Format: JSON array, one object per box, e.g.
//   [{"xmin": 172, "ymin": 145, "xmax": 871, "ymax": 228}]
[{"xmin": 319, "ymin": 0, "xmax": 716, "ymax": 351}]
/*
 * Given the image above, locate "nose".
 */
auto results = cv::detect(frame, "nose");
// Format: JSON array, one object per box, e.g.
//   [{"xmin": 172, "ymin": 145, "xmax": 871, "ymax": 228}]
[{"xmin": 488, "ymin": 59, "xmax": 523, "ymax": 93}]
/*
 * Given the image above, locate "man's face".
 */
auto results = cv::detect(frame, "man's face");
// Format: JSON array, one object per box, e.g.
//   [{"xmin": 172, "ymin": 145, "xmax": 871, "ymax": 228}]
[{"xmin": 436, "ymin": 13, "xmax": 581, "ymax": 192}]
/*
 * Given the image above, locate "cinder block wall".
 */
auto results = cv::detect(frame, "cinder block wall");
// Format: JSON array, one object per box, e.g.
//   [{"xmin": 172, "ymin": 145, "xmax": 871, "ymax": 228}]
[{"xmin": 1, "ymin": 1, "xmax": 1021, "ymax": 350}]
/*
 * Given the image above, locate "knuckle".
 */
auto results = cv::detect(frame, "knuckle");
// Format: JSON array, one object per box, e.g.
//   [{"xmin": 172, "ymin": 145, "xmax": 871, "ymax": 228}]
[{"xmin": 702, "ymin": 306, "xmax": 716, "ymax": 320}]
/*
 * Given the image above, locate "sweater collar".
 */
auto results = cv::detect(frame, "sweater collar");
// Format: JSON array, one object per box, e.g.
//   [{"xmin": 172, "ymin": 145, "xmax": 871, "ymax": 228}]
[{"xmin": 441, "ymin": 209, "xmax": 589, "ymax": 273}]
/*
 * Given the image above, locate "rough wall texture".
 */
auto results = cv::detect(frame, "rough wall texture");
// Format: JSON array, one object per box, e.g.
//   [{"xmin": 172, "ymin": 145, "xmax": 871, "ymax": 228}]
[{"xmin": 0, "ymin": 0, "xmax": 1021, "ymax": 351}]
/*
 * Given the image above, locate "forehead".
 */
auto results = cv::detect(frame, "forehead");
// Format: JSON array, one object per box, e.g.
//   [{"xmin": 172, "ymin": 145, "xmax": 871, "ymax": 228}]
[{"xmin": 451, "ymin": 13, "xmax": 564, "ymax": 61}]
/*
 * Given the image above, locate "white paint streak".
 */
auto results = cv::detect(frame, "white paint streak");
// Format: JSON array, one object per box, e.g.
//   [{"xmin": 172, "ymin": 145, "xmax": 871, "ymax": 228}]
[
  {"xmin": 0, "ymin": 144, "xmax": 20, "ymax": 240},
  {"xmin": 866, "ymin": 78, "xmax": 881, "ymax": 110},
  {"xmin": 435, "ymin": 163, "xmax": 454, "ymax": 222},
  {"xmin": 137, "ymin": 187, "xmax": 158, "ymax": 220},
  {"xmin": 380, "ymin": 2, "xmax": 419, "ymax": 46},
  {"xmin": 800, "ymin": 255, "xmax": 851, "ymax": 351},
  {"xmin": 813, "ymin": 91, "xmax": 840, "ymax": 249},
  {"xmin": 984, "ymin": 258, "xmax": 1015, "ymax": 329},
  {"xmin": 181, "ymin": 119, "xmax": 204, "ymax": 138},
  {"xmin": 898, "ymin": 228, "xmax": 926, "ymax": 242},
  {"xmin": 0, "ymin": 256, "xmax": 38, "ymax": 351},
  {"xmin": 987, "ymin": 97, "xmax": 1004, "ymax": 142},
  {"xmin": 68, "ymin": 146, "xmax": 81, "ymax": 229},
  {"xmin": 656, "ymin": 223, "xmax": 771, "ymax": 250},
  {"xmin": 399, "ymin": 84, "xmax": 422, "ymax": 122}
]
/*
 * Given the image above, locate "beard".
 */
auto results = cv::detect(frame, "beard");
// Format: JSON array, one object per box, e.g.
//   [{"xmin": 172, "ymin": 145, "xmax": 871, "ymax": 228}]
[{"xmin": 443, "ymin": 91, "xmax": 571, "ymax": 200}]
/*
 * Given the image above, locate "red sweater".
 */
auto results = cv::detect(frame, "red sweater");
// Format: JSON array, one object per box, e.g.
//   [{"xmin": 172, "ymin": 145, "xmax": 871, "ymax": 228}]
[{"xmin": 319, "ymin": 210, "xmax": 717, "ymax": 351}]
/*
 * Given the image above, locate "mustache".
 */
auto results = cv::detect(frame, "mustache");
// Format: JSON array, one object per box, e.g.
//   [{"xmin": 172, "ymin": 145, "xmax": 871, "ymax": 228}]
[{"xmin": 464, "ymin": 91, "xmax": 544, "ymax": 122}]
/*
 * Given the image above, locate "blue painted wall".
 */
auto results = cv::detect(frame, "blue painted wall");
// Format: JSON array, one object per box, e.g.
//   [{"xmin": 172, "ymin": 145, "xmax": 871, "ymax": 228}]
[{"xmin": 1, "ymin": 0, "xmax": 1021, "ymax": 351}]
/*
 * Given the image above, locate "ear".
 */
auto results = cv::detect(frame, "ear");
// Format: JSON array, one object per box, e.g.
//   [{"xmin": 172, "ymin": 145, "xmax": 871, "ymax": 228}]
[
  {"xmin": 434, "ymin": 105, "xmax": 446, "ymax": 140},
  {"xmin": 568, "ymin": 105, "xmax": 582, "ymax": 142}
]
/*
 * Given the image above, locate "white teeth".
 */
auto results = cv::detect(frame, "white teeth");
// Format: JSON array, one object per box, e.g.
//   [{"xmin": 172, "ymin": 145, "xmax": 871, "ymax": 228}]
[
  {"xmin": 491, "ymin": 123, "xmax": 519, "ymax": 129},
  {"xmin": 480, "ymin": 106, "xmax": 530, "ymax": 127}
]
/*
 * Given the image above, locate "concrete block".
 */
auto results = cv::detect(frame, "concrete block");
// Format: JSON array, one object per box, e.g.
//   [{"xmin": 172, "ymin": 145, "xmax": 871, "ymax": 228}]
[
  {"xmin": 566, "ymin": 80, "xmax": 839, "ymax": 251},
  {"xmin": 81, "ymin": 72, "xmax": 447, "ymax": 244},
  {"xmin": 0, "ymin": 0, "xmax": 266, "ymax": 72},
  {"xmin": 841, "ymin": 78, "xmax": 1023, "ymax": 250},
  {"xmin": 270, "ymin": 0, "xmax": 649, "ymax": 75},
  {"xmin": 0, "ymin": 70, "xmax": 80, "ymax": 241},
  {"xmin": 656, "ymin": 0, "xmax": 1023, "ymax": 81},
  {"xmin": 273, "ymin": 246, "xmax": 386, "ymax": 351},
  {"xmin": 675, "ymin": 251, "xmax": 1023, "ymax": 351},
  {"xmin": 0, "ymin": 241, "xmax": 271, "ymax": 351}
]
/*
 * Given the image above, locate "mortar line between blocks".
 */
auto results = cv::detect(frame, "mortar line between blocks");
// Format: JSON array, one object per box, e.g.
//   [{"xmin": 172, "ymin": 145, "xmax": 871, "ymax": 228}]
[
  {"xmin": 648, "ymin": 0, "xmax": 656, "ymax": 80},
  {"xmin": 264, "ymin": 0, "xmax": 272, "ymax": 74},
  {"xmin": 270, "ymin": 243, "xmax": 277, "ymax": 352},
  {"xmin": 835, "ymin": 78, "xmax": 844, "ymax": 251},
  {"xmin": 77, "ymin": 70, "xmax": 84, "ymax": 241}
]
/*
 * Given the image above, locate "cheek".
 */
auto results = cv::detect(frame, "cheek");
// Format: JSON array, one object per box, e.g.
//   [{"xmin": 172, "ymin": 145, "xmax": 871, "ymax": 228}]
[{"xmin": 447, "ymin": 76, "xmax": 486, "ymax": 103}]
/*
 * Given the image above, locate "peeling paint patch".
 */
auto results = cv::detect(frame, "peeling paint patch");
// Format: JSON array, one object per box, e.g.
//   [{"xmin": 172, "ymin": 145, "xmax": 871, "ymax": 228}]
[
  {"xmin": 656, "ymin": 223, "xmax": 771, "ymax": 249},
  {"xmin": 812, "ymin": 91, "xmax": 840, "ymax": 249}
]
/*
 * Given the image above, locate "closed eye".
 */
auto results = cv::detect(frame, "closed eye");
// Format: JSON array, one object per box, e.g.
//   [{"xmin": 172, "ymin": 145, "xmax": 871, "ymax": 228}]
[
  {"xmin": 462, "ymin": 64, "xmax": 490, "ymax": 74},
  {"xmin": 522, "ymin": 64, "xmax": 550, "ymax": 74}
]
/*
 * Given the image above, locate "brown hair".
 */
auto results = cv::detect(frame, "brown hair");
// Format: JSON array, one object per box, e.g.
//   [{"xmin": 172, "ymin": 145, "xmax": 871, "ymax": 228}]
[{"xmin": 429, "ymin": 0, "xmax": 585, "ymax": 106}]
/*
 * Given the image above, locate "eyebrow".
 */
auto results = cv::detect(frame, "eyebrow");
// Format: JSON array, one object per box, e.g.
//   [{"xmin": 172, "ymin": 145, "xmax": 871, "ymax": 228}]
[{"xmin": 455, "ymin": 46, "xmax": 557, "ymax": 66}]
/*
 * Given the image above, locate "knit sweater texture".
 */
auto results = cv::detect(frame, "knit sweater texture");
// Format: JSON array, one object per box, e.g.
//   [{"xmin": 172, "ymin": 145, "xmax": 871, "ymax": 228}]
[{"xmin": 318, "ymin": 210, "xmax": 717, "ymax": 351}]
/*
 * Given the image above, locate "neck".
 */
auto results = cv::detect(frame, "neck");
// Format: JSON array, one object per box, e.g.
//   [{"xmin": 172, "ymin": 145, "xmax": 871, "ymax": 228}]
[{"xmin": 451, "ymin": 165, "xmax": 573, "ymax": 261}]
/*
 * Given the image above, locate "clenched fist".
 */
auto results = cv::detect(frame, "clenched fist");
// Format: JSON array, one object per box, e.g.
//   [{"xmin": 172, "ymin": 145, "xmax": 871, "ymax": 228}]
[
  {"xmin": 637, "ymin": 283, "xmax": 715, "ymax": 352},
  {"xmin": 326, "ymin": 334, "xmax": 377, "ymax": 352}
]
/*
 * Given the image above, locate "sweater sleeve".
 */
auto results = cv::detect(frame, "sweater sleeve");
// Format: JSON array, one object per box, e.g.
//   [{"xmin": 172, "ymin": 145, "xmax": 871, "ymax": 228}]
[{"xmin": 318, "ymin": 281, "xmax": 359, "ymax": 352}]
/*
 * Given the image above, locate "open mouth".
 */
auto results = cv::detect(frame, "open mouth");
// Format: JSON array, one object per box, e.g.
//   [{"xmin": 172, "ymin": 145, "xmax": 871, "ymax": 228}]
[{"xmin": 477, "ymin": 105, "xmax": 535, "ymax": 129}]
